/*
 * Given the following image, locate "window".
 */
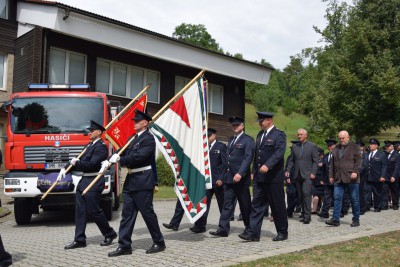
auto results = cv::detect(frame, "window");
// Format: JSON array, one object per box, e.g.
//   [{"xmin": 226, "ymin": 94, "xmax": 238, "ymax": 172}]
[
  {"xmin": 0, "ymin": 0, "xmax": 7, "ymax": 19},
  {"xmin": 175, "ymin": 77, "xmax": 224, "ymax": 115},
  {"xmin": 96, "ymin": 59, "xmax": 160, "ymax": 103},
  {"xmin": 175, "ymin": 76, "xmax": 190, "ymax": 94},
  {"xmin": 0, "ymin": 54, "xmax": 6, "ymax": 91},
  {"xmin": 208, "ymin": 83, "xmax": 224, "ymax": 114},
  {"xmin": 48, "ymin": 48, "xmax": 86, "ymax": 84}
]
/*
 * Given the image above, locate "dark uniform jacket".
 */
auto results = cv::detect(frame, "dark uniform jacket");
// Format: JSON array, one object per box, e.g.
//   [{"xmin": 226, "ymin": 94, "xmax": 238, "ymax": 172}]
[
  {"xmin": 385, "ymin": 150, "xmax": 400, "ymax": 181},
  {"xmin": 72, "ymin": 139, "xmax": 108, "ymax": 192},
  {"xmin": 322, "ymin": 152, "xmax": 332, "ymax": 185},
  {"xmin": 209, "ymin": 141, "xmax": 227, "ymax": 185},
  {"xmin": 252, "ymin": 126, "xmax": 286, "ymax": 184},
  {"xmin": 225, "ymin": 132, "xmax": 255, "ymax": 185},
  {"xmin": 330, "ymin": 142, "xmax": 362, "ymax": 183},
  {"xmin": 361, "ymin": 150, "xmax": 387, "ymax": 182},
  {"xmin": 119, "ymin": 129, "xmax": 156, "ymax": 191},
  {"xmin": 286, "ymin": 140, "xmax": 319, "ymax": 181}
]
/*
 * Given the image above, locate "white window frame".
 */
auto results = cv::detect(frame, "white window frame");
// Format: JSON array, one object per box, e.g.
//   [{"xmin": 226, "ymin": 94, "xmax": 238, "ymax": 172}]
[
  {"xmin": 208, "ymin": 83, "xmax": 224, "ymax": 115},
  {"xmin": 174, "ymin": 76, "xmax": 191, "ymax": 94},
  {"xmin": 96, "ymin": 58, "xmax": 160, "ymax": 103},
  {"xmin": 0, "ymin": 54, "xmax": 7, "ymax": 91},
  {"xmin": 49, "ymin": 47, "xmax": 87, "ymax": 84},
  {"xmin": 0, "ymin": 0, "xmax": 7, "ymax": 19}
]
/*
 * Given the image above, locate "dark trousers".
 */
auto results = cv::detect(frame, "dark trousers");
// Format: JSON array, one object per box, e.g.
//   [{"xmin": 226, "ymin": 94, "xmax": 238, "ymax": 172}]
[
  {"xmin": 218, "ymin": 183, "xmax": 251, "ymax": 234},
  {"xmin": 248, "ymin": 181, "xmax": 288, "ymax": 238},
  {"xmin": 296, "ymin": 176, "xmax": 312, "ymax": 220},
  {"xmin": 195, "ymin": 185, "xmax": 224, "ymax": 229},
  {"xmin": 382, "ymin": 182, "xmax": 390, "ymax": 209},
  {"xmin": 286, "ymin": 182, "xmax": 299, "ymax": 215},
  {"xmin": 118, "ymin": 190, "xmax": 164, "ymax": 249},
  {"xmin": 388, "ymin": 181, "xmax": 399, "ymax": 208},
  {"xmin": 0, "ymin": 235, "xmax": 12, "ymax": 262},
  {"xmin": 321, "ymin": 184, "xmax": 334, "ymax": 214},
  {"xmin": 365, "ymin": 181, "xmax": 383, "ymax": 210},
  {"xmin": 169, "ymin": 199, "xmax": 184, "ymax": 227},
  {"xmin": 359, "ymin": 175, "xmax": 366, "ymax": 211},
  {"xmin": 75, "ymin": 177, "xmax": 115, "ymax": 242}
]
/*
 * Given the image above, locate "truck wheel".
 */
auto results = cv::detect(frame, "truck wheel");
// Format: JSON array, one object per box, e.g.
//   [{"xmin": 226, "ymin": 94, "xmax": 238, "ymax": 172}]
[
  {"xmin": 14, "ymin": 198, "xmax": 33, "ymax": 225},
  {"xmin": 101, "ymin": 197, "xmax": 113, "ymax": 221}
]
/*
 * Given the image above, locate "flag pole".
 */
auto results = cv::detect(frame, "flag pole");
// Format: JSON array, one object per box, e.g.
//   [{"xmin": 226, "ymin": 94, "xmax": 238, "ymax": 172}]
[
  {"xmin": 41, "ymin": 85, "xmax": 151, "ymax": 201},
  {"xmin": 82, "ymin": 69, "xmax": 205, "ymax": 195}
]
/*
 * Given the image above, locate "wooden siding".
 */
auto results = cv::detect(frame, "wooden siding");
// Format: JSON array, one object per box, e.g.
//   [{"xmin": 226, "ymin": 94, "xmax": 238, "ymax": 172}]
[
  {"xmin": 0, "ymin": 19, "xmax": 17, "ymax": 54},
  {"xmin": 13, "ymin": 27, "xmax": 43, "ymax": 92}
]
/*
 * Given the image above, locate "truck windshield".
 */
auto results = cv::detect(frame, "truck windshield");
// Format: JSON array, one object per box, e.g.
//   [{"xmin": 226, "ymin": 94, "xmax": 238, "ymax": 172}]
[{"xmin": 10, "ymin": 97, "xmax": 104, "ymax": 134}]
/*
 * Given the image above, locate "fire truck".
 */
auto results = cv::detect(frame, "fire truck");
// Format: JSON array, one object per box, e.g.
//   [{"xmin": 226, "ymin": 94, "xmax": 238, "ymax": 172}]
[{"xmin": 2, "ymin": 84, "xmax": 121, "ymax": 225}]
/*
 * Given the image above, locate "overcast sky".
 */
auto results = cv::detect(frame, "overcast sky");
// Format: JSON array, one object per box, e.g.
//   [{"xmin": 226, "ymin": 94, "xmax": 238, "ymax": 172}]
[{"xmin": 57, "ymin": 0, "xmax": 334, "ymax": 69}]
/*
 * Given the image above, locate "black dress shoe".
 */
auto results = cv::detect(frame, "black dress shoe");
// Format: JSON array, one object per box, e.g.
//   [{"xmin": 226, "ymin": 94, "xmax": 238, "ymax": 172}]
[
  {"xmin": 393, "ymin": 207, "xmax": 399, "ymax": 210},
  {"xmin": 325, "ymin": 218, "xmax": 340, "ymax": 226},
  {"xmin": 0, "ymin": 258, "xmax": 12, "ymax": 267},
  {"xmin": 374, "ymin": 209, "xmax": 381, "ymax": 212},
  {"xmin": 303, "ymin": 219, "xmax": 311, "ymax": 224},
  {"xmin": 108, "ymin": 247, "xmax": 133, "ymax": 257},
  {"xmin": 299, "ymin": 214, "xmax": 304, "ymax": 218},
  {"xmin": 101, "ymin": 232, "xmax": 117, "ymax": 246},
  {"xmin": 162, "ymin": 223, "xmax": 179, "ymax": 231},
  {"xmin": 230, "ymin": 216, "xmax": 235, "ymax": 221},
  {"xmin": 189, "ymin": 226, "xmax": 206, "ymax": 233},
  {"xmin": 238, "ymin": 233, "xmax": 260, "ymax": 242},
  {"xmin": 237, "ymin": 214, "xmax": 243, "ymax": 221},
  {"xmin": 318, "ymin": 212, "xmax": 329, "ymax": 218},
  {"xmin": 64, "ymin": 241, "xmax": 86, "ymax": 250},
  {"xmin": 272, "ymin": 233, "xmax": 288, "ymax": 241},
  {"xmin": 146, "ymin": 243, "xmax": 166, "ymax": 254},
  {"xmin": 350, "ymin": 221, "xmax": 360, "ymax": 227},
  {"xmin": 382, "ymin": 207, "xmax": 388, "ymax": 210},
  {"xmin": 209, "ymin": 229, "xmax": 228, "ymax": 237}
]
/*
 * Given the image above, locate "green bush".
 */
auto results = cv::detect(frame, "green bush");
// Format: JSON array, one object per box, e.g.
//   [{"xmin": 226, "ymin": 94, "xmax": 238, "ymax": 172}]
[{"xmin": 156, "ymin": 155, "xmax": 175, "ymax": 186}]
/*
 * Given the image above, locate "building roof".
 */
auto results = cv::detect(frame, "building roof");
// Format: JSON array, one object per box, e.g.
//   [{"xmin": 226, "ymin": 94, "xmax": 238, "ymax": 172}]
[{"xmin": 17, "ymin": 0, "xmax": 272, "ymax": 84}]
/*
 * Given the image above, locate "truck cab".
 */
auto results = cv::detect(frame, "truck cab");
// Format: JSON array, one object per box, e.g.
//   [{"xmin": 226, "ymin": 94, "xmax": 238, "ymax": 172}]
[{"xmin": 2, "ymin": 84, "xmax": 121, "ymax": 225}]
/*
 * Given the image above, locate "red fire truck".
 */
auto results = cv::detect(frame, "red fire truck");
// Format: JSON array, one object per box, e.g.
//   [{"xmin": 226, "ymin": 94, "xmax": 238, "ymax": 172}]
[{"xmin": 2, "ymin": 84, "xmax": 121, "ymax": 225}]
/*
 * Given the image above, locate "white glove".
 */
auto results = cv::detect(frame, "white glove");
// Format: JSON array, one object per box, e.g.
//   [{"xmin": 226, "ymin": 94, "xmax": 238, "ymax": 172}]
[
  {"xmin": 56, "ymin": 168, "xmax": 66, "ymax": 182},
  {"xmin": 70, "ymin": 157, "xmax": 80, "ymax": 165},
  {"xmin": 109, "ymin": 154, "xmax": 120, "ymax": 163},
  {"xmin": 99, "ymin": 160, "xmax": 110, "ymax": 174}
]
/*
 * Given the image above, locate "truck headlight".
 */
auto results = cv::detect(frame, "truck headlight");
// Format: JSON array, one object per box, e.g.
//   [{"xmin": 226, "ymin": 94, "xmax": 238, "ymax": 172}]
[{"xmin": 5, "ymin": 179, "xmax": 20, "ymax": 185}]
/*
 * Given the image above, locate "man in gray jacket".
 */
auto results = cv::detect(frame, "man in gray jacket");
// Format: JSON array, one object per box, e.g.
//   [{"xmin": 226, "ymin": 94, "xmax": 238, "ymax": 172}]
[{"xmin": 286, "ymin": 128, "xmax": 319, "ymax": 224}]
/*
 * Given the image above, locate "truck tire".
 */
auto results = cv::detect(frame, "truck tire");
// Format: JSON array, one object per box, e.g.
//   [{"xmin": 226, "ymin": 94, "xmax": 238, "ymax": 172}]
[
  {"xmin": 14, "ymin": 198, "xmax": 33, "ymax": 225},
  {"xmin": 101, "ymin": 196, "xmax": 113, "ymax": 221}
]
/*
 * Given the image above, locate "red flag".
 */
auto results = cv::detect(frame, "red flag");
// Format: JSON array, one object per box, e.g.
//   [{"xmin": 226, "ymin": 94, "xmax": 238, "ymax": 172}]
[{"xmin": 106, "ymin": 94, "xmax": 147, "ymax": 149}]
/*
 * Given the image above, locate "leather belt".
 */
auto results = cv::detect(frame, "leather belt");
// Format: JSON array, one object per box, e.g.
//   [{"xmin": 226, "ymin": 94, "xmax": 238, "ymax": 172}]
[
  {"xmin": 127, "ymin": 166, "xmax": 152, "ymax": 174},
  {"xmin": 82, "ymin": 172, "xmax": 99, "ymax": 177}
]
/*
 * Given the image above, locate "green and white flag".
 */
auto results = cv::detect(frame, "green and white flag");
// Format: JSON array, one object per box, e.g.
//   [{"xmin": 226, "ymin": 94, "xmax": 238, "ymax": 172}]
[{"xmin": 150, "ymin": 76, "xmax": 211, "ymax": 223}]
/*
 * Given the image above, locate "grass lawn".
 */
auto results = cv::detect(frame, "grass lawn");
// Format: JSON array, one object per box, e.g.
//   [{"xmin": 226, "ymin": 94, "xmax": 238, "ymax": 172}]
[{"xmin": 235, "ymin": 231, "xmax": 400, "ymax": 267}]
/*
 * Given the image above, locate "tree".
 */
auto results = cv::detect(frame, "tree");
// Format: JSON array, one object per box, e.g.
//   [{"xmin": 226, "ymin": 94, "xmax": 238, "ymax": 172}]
[
  {"xmin": 173, "ymin": 23, "xmax": 223, "ymax": 53},
  {"xmin": 311, "ymin": 0, "xmax": 400, "ymax": 139}
]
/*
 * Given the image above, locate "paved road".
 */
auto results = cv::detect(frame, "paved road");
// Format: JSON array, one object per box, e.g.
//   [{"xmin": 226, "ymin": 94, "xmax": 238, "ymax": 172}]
[{"xmin": 1, "ymin": 195, "xmax": 400, "ymax": 267}]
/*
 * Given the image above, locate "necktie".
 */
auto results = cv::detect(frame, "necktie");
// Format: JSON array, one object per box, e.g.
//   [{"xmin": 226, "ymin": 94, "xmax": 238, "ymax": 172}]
[
  {"xmin": 388, "ymin": 152, "xmax": 391, "ymax": 159},
  {"xmin": 299, "ymin": 144, "xmax": 304, "ymax": 158},
  {"xmin": 328, "ymin": 152, "xmax": 332, "ymax": 162},
  {"xmin": 260, "ymin": 131, "xmax": 266, "ymax": 143},
  {"xmin": 369, "ymin": 152, "xmax": 374, "ymax": 161},
  {"xmin": 231, "ymin": 136, "xmax": 237, "ymax": 148}
]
